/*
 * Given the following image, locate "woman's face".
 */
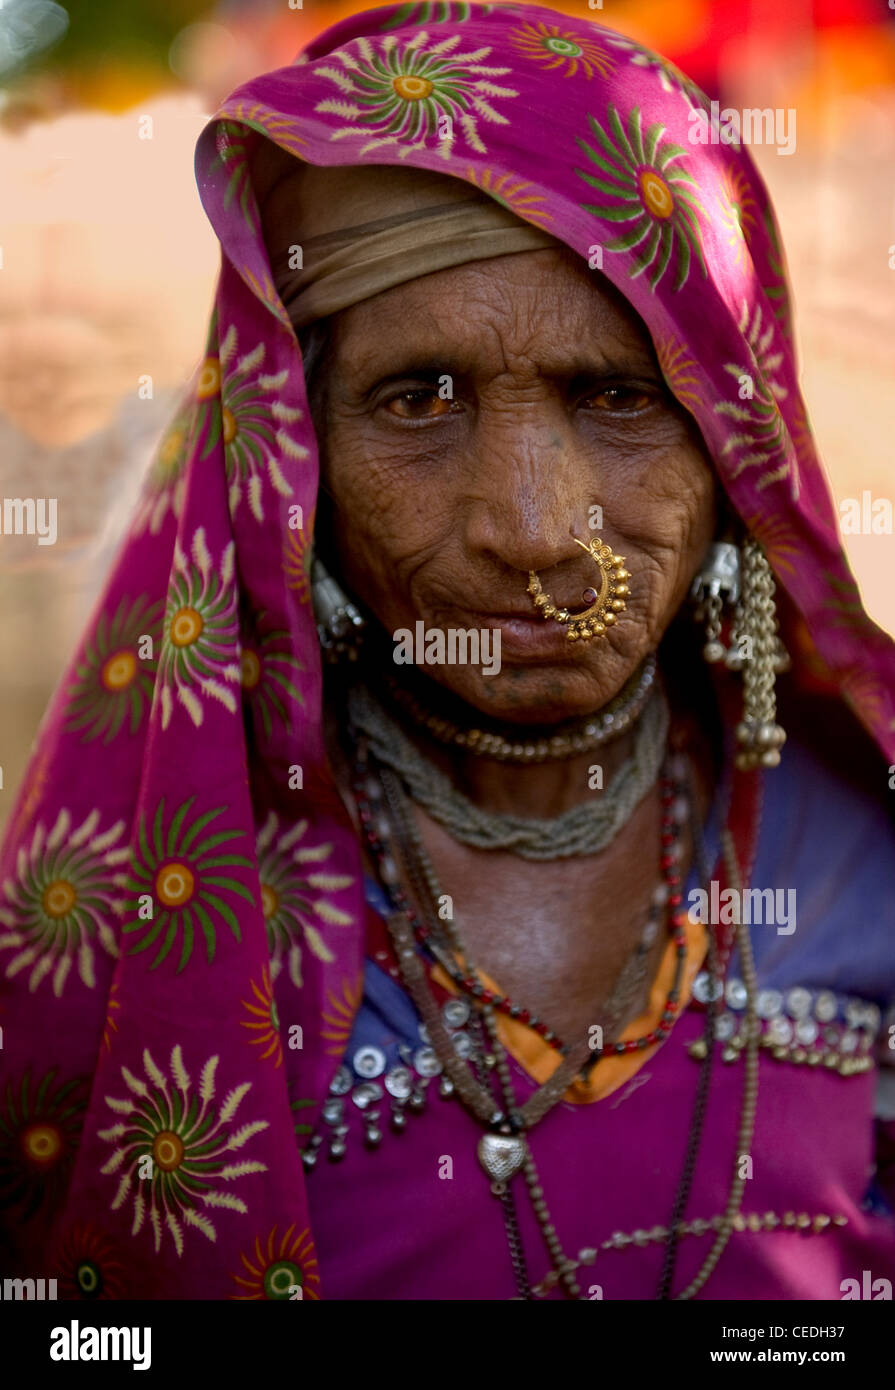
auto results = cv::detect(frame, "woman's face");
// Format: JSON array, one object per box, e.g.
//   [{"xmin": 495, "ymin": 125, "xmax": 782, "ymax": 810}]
[{"xmin": 316, "ymin": 246, "xmax": 716, "ymax": 723}]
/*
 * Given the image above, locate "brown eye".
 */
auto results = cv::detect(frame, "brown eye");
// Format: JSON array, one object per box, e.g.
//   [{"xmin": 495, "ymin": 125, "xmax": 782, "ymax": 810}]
[
  {"xmin": 385, "ymin": 389, "xmax": 454, "ymax": 420},
  {"xmin": 584, "ymin": 385, "xmax": 655, "ymax": 413}
]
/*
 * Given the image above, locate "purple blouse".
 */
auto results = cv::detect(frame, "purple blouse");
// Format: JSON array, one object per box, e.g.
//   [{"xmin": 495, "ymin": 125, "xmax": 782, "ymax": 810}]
[{"xmin": 304, "ymin": 731, "xmax": 895, "ymax": 1300}]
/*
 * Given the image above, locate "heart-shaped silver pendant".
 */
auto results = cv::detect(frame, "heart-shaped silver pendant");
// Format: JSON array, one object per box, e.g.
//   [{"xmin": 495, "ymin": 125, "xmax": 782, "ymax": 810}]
[{"xmin": 477, "ymin": 1131, "xmax": 527, "ymax": 1183}]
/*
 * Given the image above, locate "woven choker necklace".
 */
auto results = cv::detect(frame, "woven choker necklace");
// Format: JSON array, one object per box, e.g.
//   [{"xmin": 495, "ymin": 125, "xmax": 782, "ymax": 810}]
[
  {"xmin": 346, "ymin": 674, "xmax": 670, "ymax": 861},
  {"xmin": 375, "ymin": 652, "xmax": 658, "ymax": 765}
]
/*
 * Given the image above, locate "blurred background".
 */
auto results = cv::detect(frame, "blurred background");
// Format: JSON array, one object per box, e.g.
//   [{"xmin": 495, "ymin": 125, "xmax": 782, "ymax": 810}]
[{"xmin": 1, "ymin": 0, "xmax": 894, "ymax": 830}]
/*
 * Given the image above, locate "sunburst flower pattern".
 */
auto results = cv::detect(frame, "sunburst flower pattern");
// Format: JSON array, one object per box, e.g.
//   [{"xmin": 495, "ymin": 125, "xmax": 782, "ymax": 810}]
[
  {"xmin": 283, "ymin": 525, "xmax": 312, "ymax": 603},
  {"xmin": 378, "ymin": 1, "xmax": 487, "ymax": 29},
  {"xmin": 64, "ymin": 594, "xmax": 162, "ymax": 745},
  {"xmin": 509, "ymin": 20, "xmax": 615, "ymax": 79},
  {"xmin": 654, "ymin": 332, "xmax": 702, "ymax": 413},
  {"xmin": 121, "ymin": 796, "xmax": 254, "ymax": 973},
  {"xmin": 257, "ymin": 813, "xmax": 354, "ymax": 991},
  {"xmin": 840, "ymin": 668, "xmax": 893, "ymax": 732},
  {"xmin": 156, "ymin": 528, "xmax": 240, "ymax": 731},
  {"xmin": 239, "ymin": 263, "xmax": 292, "ymax": 331},
  {"xmin": 322, "ymin": 974, "xmax": 363, "ymax": 1057},
  {"xmin": 204, "ymin": 120, "xmax": 259, "ymax": 235},
  {"xmin": 198, "ymin": 325, "xmax": 303, "ymax": 523},
  {"xmin": 0, "ymin": 1066, "xmax": 89, "ymax": 1220},
  {"xmin": 226, "ymin": 102, "xmax": 308, "ymax": 159},
  {"xmin": 240, "ymin": 965, "xmax": 283, "ymax": 1068},
  {"xmin": 314, "ymin": 31, "xmax": 518, "ymax": 160},
  {"xmin": 231, "ymin": 1224, "xmax": 320, "ymax": 1300},
  {"xmin": 55, "ymin": 1222, "xmax": 128, "ymax": 1300},
  {"xmin": 290, "ymin": 1093, "xmax": 316, "ymax": 1143},
  {"xmin": 736, "ymin": 299, "xmax": 788, "ymax": 401},
  {"xmin": 131, "ymin": 400, "xmax": 195, "ymax": 537},
  {"xmin": 240, "ymin": 608, "xmax": 305, "ymax": 742},
  {"xmin": 789, "ymin": 401, "xmax": 813, "ymax": 499},
  {"xmin": 822, "ymin": 571, "xmax": 876, "ymax": 636},
  {"xmin": 606, "ymin": 34, "xmax": 709, "ymax": 110},
  {"xmin": 0, "ymin": 809, "xmax": 128, "ymax": 997},
  {"xmin": 716, "ymin": 163, "xmax": 759, "ymax": 268},
  {"xmin": 103, "ymin": 980, "xmax": 122, "ymax": 1053},
  {"xmin": 741, "ymin": 513, "xmax": 799, "ymax": 579},
  {"xmin": 575, "ymin": 105, "xmax": 707, "ymax": 292},
  {"xmin": 464, "ymin": 165, "xmax": 554, "ymax": 228},
  {"xmin": 760, "ymin": 207, "xmax": 794, "ymax": 337},
  {"xmin": 98, "ymin": 1047, "xmax": 268, "ymax": 1256},
  {"xmin": 714, "ymin": 362, "xmax": 792, "ymax": 494}
]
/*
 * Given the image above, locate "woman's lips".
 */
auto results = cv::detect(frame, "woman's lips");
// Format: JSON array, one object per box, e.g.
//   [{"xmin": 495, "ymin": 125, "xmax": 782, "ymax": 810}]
[{"xmin": 464, "ymin": 611, "xmax": 589, "ymax": 662}]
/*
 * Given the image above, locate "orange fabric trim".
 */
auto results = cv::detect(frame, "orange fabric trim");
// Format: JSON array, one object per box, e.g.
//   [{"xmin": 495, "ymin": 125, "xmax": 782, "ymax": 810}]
[{"xmin": 430, "ymin": 911, "xmax": 708, "ymax": 1104}]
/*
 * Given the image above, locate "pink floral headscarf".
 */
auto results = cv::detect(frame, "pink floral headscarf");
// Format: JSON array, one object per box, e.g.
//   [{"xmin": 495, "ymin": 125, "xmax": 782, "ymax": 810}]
[{"xmin": 1, "ymin": 1, "xmax": 891, "ymax": 1301}]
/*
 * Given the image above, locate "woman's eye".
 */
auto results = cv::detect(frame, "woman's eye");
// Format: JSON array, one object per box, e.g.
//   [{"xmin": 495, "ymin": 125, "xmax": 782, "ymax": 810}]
[
  {"xmin": 583, "ymin": 385, "xmax": 656, "ymax": 413},
  {"xmin": 384, "ymin": 389, "xmax": 454, "ymax": 420}
]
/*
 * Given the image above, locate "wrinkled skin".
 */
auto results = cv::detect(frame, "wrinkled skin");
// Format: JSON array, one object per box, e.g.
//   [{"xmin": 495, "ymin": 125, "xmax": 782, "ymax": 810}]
[
  {"xmin": 315, "ymin": 246, "xmax": 717, "ymax": 726},
  {"xmin": 310, "ymin": 247, "xmax": 721, "ymax": 1047}
]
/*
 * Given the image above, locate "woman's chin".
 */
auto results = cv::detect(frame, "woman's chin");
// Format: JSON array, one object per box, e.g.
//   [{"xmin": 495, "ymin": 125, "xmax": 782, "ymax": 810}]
[{"xmin": 418, "ymin": 656, "xmax": 645, "ymax": 728}]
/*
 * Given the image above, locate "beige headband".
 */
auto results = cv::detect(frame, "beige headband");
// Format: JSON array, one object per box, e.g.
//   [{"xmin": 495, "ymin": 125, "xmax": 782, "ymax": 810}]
[{"xmin": 251, "ymin": 145, "xmax": 563, "ymax": 330}]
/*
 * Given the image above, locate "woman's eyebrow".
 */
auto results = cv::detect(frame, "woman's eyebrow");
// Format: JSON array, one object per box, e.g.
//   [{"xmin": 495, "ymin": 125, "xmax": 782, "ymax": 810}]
[
  {"xmin": 358, "ymin": 354, "xmax": 468, "ymax": 383},
  {"xmin": 351, "ymin": 348, "xmax": 661, "ymax": 392}
]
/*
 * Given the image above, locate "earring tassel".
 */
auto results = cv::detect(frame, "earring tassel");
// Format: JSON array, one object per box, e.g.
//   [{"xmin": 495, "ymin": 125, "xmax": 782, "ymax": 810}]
[{"xmin": 734, "ymin": 538, "xmax": 787, "ymax": 770}]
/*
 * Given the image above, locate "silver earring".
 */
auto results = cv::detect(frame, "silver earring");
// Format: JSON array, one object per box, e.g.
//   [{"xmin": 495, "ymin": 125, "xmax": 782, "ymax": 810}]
[
  {"xmin": 691, "ymin": 537, "xmax": 789, "ymax": 769},
  {"xmin": 732, "ymin": 537, "xmax": 788, "ymax": 770},
  {"xmin": 690, "ymin": 541, "xmax": 741, "ymax": 664},
  {"xmin": 311, "ymin": 551, "xmax": 366, "ymax": 662}
]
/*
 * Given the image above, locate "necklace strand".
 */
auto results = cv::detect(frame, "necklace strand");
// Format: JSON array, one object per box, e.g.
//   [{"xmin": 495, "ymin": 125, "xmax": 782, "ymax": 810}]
[
  {"xmin": 656, "ymin": 781, "xmax": 721, "ymax": 1298},
  {"xmin": 354, "ymin": 744, "xmax": 693, "ymax": 1094},
  {"xmin": 369, "ymin": 760, "xmax": 687, "ymax": 1056},
  {"xmin": 348, "ymin": 678, "xmax": 670, "ymax": 860},
  {"xmin": 354, "ymin": 735, "xmax": 759, "ymax": 1300},
  {"xmin": 378, "ymin": 652, "xmax": 658, "ymax": 763},
  {"xmin": 369, "ymin": 754, "xmax": 680, "ymax": 1300},
  {"xmin": 673, "ymin": 827, "xmax": 759, "ymax": 1300}
]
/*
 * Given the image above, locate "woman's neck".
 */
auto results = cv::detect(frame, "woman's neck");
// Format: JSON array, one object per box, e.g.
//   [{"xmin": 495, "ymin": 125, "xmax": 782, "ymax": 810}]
[
  {"xmin": 326, "ymin": 624, "xmax": 721, "ymax": 828},
  {"xmin": 426, "ymin": 719, "xmax": 641, "ymax": 819}
]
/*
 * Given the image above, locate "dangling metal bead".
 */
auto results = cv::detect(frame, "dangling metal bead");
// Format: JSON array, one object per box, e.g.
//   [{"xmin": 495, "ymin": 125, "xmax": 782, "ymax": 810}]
[
  {"xmin": 328, "ymin": 1134, "xmax": 347, "ymax": 1162},
  {"xmin": 690, "ymin": 532, "xmax": 790, "ymax": 773},
  {"xmin": 390, "ymin": 1104, "xmax": 408, "ymax": 1132},
  {"xmin": 363, "ymin": 1111, "xmax": 383, "ymax": 1149},
  {"xmin": 691, "ymin": 542, "xmax": 740, "ymax": 665}
]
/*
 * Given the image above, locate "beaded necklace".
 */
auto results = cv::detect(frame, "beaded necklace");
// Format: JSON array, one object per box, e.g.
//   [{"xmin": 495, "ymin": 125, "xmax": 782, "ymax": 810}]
[
  {"xmin": 378, "ymin": 651, "xmax": 658, "ymax": 763},
  {"xmin": 351, "ymin": 738, "xmax": 760, "ymax": 1299},
  {"xmin": 349, "ymin": 679, "xmax": 669, "ymax": 860},
  {"xmin": 355, "ymin": 753, "xmax": 688, "ymax": 1060}
]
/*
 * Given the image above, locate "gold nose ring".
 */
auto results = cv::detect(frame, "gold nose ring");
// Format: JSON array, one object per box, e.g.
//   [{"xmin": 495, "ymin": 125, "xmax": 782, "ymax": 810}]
[{"xmin": 526, "ymin": 536, "xmax": 630, "ymax": 642}]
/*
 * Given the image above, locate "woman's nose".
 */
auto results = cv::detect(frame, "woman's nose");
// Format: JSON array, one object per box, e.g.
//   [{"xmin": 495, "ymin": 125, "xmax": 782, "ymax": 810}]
[{"xmin": 461, "ymin": 415, "xmax": 598, "ymax": 576}]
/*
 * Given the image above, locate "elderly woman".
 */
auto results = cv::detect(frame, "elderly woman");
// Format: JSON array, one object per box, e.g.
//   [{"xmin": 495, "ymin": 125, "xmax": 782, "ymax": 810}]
[{"xmin": 1, "ymin": 2, "xmax": 894, "ymax": 1304}]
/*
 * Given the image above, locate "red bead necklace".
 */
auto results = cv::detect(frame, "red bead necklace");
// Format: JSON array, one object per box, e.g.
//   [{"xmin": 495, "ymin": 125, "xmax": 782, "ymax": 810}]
[{"xmin": 352, "ymin": 745, "xmax": 691, "ymax": 1064}]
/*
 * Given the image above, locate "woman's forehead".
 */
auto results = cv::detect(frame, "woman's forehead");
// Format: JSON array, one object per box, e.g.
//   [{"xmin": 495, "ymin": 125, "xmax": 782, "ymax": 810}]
[{"xmin": 329, "ymin": 249, "xmax": 655, "ymax": 361}]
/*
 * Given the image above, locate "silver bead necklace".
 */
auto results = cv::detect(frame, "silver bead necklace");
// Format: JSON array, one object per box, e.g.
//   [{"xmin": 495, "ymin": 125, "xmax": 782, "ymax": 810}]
[
  {"xmin": 363, "ymin": 750, "xmax": 759, "ymax": 1300},
  {"xmin": 348, "ymin": 677, "xmax": 670, "ymax": 860}
]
